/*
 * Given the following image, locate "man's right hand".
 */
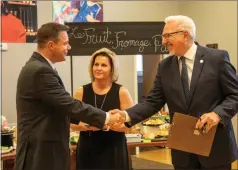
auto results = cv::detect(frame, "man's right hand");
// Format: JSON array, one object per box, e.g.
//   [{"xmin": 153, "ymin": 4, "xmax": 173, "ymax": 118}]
[{"xmin": 108, "ymin": 109, "xmax": 126, "ymax": 125}]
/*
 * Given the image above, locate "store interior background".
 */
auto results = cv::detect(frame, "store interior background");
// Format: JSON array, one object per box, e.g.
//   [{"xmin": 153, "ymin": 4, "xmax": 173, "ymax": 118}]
[{"xmin": 1, "ymin": 1, "xmax": 237, "ymax": 142}]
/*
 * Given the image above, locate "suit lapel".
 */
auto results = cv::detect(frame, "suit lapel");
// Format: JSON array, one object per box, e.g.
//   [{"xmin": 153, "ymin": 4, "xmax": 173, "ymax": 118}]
[
  {"xmin": 57, "ymin": 75, "xmax": 66, "ymax": 89},
  {"xmin": 31, "ymin": 52, "xmax": 66, "ymax": 90},
  {"xmin": 189, "ymin": 46, "xmax": 205, "ymax": 107},
  {"xmin": 171, "ymin": 56, "xmax": 188, "ymax": 109}
]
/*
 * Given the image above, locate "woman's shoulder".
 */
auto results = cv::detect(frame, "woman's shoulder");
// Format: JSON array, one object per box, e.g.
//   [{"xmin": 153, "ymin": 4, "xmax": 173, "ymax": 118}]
[
  {"xmin": 113, "ymin": 82, "xmax": 122, "ymax": 88},
  {"xmin": 83, "ymin": 83, "xmax": 92, "ymax": 89},
  {"xmin": 112, "ymin": 83, "xmax": 129, "ymax": 95},
  {"xmin": 74, "ymin": 83, "xmax": 92, "ymax": 100},
  {"xmin": 75, "ymin": 83, "xmax": 91, "ymax": 91},
  {"xmin": 74, "ymin": 87, "xmax": 83, "ymax": 100},
  {"xmin": 119, "ymin": 86, "xmax": 130, "ymax": 95}
]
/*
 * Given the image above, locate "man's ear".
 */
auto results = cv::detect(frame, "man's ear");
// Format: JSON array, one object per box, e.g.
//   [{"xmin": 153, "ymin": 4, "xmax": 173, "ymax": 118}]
[
  {"xmin": 47, "ymin": 41, "xmax": 54, "ymax": 51},
  {"xmin": 184, "ymin": 31, "xmax": 189, "ymax": 40}
]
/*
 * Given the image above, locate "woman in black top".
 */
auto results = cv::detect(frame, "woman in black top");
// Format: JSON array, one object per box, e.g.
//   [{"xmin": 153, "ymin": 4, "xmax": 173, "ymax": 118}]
[{"xmin": 70, "ymin": 48, "xmax": 134, "ymax": 169}]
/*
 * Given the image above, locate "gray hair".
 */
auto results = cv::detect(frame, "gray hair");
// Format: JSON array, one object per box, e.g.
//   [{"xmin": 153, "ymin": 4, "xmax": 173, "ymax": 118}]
[
  {"xmin": 89, "ymin": 48, "xmax": 119, "ymax": 82},
  {"xmin": 165, "ymin": 15, "xmax": 196, "ymax": 40}
]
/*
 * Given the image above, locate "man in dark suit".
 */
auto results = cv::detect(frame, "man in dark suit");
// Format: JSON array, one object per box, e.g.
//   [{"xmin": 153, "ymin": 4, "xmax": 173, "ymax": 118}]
[
  {"xmin": 112, "ymin": 15, "xmax": 238, "ymax": 169},
  {"xmin": 15, "ymin": 22, "xmax": 123, "ymax": 170}
]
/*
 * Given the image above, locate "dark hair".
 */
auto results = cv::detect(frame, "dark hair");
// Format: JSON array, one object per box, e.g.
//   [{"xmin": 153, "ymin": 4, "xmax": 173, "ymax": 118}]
[
  {"xmin": 36, "ymin": 22, "xmax": 69, "ymax": 48},
  {"xmin": 92, "ymin": 52, "xmax": 113, "ymax": 68},
  {"xmin": 1, "ymin": 1, "xmax": 9, "ymax": 15}
]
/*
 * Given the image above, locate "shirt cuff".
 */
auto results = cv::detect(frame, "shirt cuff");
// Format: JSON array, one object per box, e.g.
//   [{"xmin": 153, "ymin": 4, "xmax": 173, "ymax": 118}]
[
  {"xmin": 105, "ymin": 112, "xmax": 110, "ymax": 125},
  {"xmin": 124, "ymin": 111, "xmax": 131, "ymax": 122}
]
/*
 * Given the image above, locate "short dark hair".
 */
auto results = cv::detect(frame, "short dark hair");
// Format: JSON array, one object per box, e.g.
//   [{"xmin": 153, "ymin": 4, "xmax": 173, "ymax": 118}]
[{"xmin": 36, "ymin": 22, "xmax": 69, "ymax": 48}]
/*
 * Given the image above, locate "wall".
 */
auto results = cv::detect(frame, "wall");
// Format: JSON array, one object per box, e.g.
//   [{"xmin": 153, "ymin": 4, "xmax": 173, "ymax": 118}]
[
  {"xmin": 179, "ymin": 1, "xmax": 237, "ymax": 69},
  {"xmin": 103, "ymin": 1, "xmax": 180, "ymax": 22}
]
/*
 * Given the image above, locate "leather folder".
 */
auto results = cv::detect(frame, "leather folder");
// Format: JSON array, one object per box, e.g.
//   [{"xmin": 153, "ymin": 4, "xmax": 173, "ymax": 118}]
[{"xmin": 166, "ymin": 112, "xmax": 217, "ymax": 157}]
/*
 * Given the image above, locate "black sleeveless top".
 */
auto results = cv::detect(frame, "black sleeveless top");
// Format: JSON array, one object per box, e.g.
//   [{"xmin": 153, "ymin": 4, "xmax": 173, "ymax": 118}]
[
  {"xmin": 83, "ymin": 82, "xmax": 121, "ymax": 113},
  {"xmin": 76, "ymin": 83, "xmax": 129, "ymax": 170}
]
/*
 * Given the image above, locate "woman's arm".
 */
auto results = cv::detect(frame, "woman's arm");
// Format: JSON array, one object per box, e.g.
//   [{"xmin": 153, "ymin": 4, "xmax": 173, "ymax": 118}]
[{"xmin": 119, "ymin": 87, "xmax": 134, "ymax": 110}]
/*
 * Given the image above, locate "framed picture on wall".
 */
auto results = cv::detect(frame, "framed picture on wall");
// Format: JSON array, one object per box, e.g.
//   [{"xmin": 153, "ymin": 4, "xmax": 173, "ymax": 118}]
[
  {"xmin": 1, "ymin": 1, "xmax": 38, "ymax": 43},
  {"xmin": 53, "ymin": 0, "xmax": 103, "ymax": 24}
]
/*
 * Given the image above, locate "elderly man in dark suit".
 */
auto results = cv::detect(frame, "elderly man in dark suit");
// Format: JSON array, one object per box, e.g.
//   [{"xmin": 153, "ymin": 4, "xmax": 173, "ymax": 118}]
[
  {"xmin": 15, "ymin": 22, "xmax": 123, "ymax": 170},
  {"xmin": 112, "ymin": 15, "xmax": 238, "ymax": 169}
]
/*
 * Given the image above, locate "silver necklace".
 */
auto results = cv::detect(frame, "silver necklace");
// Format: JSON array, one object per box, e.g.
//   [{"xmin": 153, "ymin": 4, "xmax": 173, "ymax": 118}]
[{"xmin": 94, "ymin": 93, "xmax": 108, "ymax": 110}]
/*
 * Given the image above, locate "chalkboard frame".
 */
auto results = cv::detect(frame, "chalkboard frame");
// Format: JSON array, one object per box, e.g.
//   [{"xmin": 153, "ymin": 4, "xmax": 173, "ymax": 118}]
[{"xmin": 65, "ymin": 22, "xmax": 168, "ymax": 56}]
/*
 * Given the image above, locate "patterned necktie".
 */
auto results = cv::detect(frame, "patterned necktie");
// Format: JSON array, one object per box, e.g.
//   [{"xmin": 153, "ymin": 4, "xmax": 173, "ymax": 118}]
[{"xmin": 180, "ymin": 56, "xmax": 190, "ymax": 105}]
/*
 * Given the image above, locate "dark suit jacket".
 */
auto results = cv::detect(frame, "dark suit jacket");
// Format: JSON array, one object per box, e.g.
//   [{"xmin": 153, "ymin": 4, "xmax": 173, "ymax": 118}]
[
  {"xmin": 126, "ymin": 45, "xmax": 238, "ymax": 168},
  {"xmin": 15, "ymin": 52, "xmax": 106, "ymax": 170}
]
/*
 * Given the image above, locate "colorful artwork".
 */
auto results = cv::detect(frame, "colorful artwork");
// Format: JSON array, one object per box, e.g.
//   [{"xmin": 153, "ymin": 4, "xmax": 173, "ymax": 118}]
[
  {"xmin": 53, "ymin": 1, "xmax": 103, "ymax": 24},
  {"xmin": 1, "ymin": 1, "xmax": 38, "ymax": 43}
]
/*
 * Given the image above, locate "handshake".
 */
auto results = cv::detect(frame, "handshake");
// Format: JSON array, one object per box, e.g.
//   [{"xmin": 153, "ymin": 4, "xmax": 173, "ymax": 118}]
[
  {"xmin": 108, "ymin": 109, "xmax": 126, "ymax": 124},
  {"xmin": 77, "ymin": 109, "xmax": 130, "ymax": 132},
  {"xmin": 107, "ymin": 109, "xmax": 128, "ymax": 131}
]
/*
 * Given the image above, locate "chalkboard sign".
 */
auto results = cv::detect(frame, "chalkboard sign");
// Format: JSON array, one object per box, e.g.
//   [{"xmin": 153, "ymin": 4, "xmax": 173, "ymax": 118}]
[{"xmin": 65, "ymin": 22, "xmax": 168, "ymax": 56}]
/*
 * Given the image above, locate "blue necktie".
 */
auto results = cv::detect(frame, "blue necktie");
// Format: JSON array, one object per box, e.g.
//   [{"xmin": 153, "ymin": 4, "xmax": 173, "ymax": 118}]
[{"xmin": 180, "ymin": 56, "xmax": 190, "ymax": 105}]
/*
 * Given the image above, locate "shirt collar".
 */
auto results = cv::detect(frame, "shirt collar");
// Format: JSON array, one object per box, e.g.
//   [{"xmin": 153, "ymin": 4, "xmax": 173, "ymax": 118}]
[
  {"xmin": 178, "ymin": 43, "xmax": 197, "ymax": 61},
  {"xmin": 35, "ymin": 51, "xmax": 56, "ymax": 70}
]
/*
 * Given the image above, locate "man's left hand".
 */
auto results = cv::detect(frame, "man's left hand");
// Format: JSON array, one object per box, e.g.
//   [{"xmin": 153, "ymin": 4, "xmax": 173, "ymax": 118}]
[{"xmin": 195, "ymin": 112, "xmax": 221, "ymax": 133}]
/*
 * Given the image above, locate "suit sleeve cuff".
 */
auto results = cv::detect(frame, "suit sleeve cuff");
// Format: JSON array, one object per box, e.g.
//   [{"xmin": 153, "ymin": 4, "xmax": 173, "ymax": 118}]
[
  {"xmin": 124, "ymin": 111, "xmax": 131, "ymax": 122},
  {"xmin": 124, "ymin": 111, "xmax": 132, "ymax": 128},
  {"xmin": 216, "ymin": 112, "xmax": 224, "ymax": 124}
]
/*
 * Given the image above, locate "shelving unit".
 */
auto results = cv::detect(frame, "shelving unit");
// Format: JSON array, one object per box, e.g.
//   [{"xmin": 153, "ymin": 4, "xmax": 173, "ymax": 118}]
[
  {"xmin": 8, "ymin": 1, "xmax": 37, "ymax": 6},
  {"xmin": 7, "ymin": 1, "xmax": 38, "ymax": 42}
]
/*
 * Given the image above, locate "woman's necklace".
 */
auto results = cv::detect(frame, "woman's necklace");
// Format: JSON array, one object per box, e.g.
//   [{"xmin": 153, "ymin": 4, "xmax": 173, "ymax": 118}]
[{"xmin": 94, "ymin": 93, "xmax": 108, "ymax": 110}]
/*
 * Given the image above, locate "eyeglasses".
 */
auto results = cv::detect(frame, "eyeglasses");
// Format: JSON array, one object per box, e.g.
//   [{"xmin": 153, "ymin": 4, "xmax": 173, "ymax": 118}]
[{"xmin": 162, "ymin": 31, "xmax": 184, "ymax": 39}]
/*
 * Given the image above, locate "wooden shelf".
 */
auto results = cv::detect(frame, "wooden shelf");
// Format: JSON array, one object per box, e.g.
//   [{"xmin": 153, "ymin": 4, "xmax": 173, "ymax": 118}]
[
  {"xmin": 26, "ymin": 32, "xmax": 37, "ymax": 36},
  {"xmin": 8, "ymin": 1, "xmax": 36, "ymax": 6}
]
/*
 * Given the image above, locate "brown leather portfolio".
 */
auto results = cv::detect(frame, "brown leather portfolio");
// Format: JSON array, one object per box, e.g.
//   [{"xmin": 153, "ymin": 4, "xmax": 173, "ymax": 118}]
[{"xmin": 166, "ymin": 112, "xmax": 217, "ymax": 157}]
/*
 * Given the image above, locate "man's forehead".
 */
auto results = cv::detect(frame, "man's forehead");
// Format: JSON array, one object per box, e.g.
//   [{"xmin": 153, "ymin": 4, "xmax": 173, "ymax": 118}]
[
  {"xmin": 58, "ymin": 31, "xmax": 67, "ymax": 37},
  {"xmin": 58, "ymin": 31, "xmax": 68, "ymax": 40},
  {"xmin": 163, "ymin": 22, "xmax": 178, "ymax": 33}
]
